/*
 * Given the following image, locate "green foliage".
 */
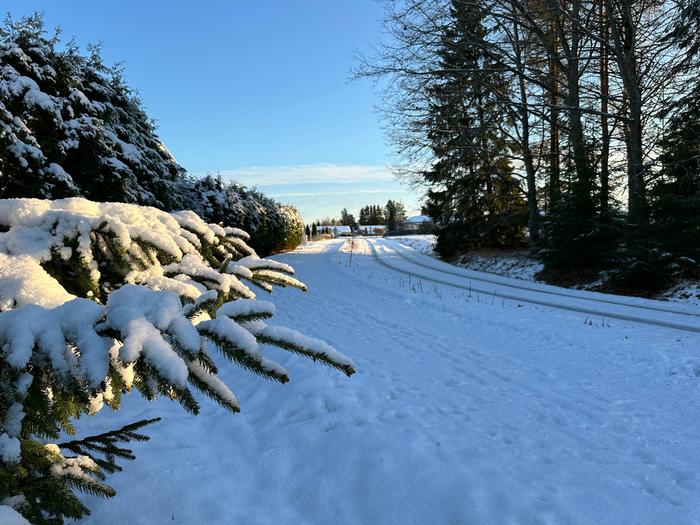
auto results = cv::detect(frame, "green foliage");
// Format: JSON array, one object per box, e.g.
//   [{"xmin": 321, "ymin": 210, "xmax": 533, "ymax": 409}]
[
  {"xmin": 340, "ymin": 208, "xmax": 357, "ymax": 229},
  {"xmin": 608, "ymin": 243, "xmax": 697, "ymax": 292},
  {"xmin": 608, "ymin": 81, "xmax": 700, "ymax": 291},
  {"xmin": 419, "ymin": 1, "xmax": 526, "ymax": 257},
  {"xmin": 57, "ymin": 418, "xmax": 161, "ymax": 476},
  {"xmin": 358, "ymin": 204, "xmax": 385, "ymax": 225},
  {"xmin": 0, "ymin": 14, "xmax": 185, "ymax": 208},
  {"xmin": 384, "ymin": 199, "xmax": 407, "ymax": 232},
  {"xmin": 652, "ymin": 82, "xmax": 700, "ymax": 260},
  {"xmin": 0, "ymin": 15, "xmax": 302, "ymax": 258},
  {"xmin": 538, "ymin": 139, "xmax": 623, "ymax": 276},
  {"xmin": 0, "ymin": 201, "xmax": 353, "ymax": 524},
  {"xmin": 182, "ymin": 175, "xmax": 304, "ymax": 255}
]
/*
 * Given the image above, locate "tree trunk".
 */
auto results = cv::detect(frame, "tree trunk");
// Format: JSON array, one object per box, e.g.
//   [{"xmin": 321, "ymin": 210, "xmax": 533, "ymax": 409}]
[
  {"xmin": 599, "ymin": 0, "xmax": 610, "ymax": 212},
  {"xmin": 627, "ymin": 91, "xmax": 648, "ymax": 228},
  {"xmin": 512, "ymin": 19, "xmax": 540, "ymax": 246},
  {"xmin": 548, "ymin": 25, "xmax": 561, "ymax": 208},
  {"xmin": 603, "ymin": 0, "xmax": 649, "ymax": 233}
]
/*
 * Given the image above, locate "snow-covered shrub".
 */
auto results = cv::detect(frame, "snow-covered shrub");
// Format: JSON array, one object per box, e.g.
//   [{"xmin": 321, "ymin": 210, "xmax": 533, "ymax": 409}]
[
  {"xmin": 280, "ymin": 205, "xmax": 305, "ymax": 250},
  {"xmin": 0, "ymin": 14, "xmax": 186, "ymax": 209},
  {"xmin": 0, "ymin": 15, "xmax": 305, "ymax": 256},
  {"xmin": 182, "ymin": 175, "xmax": 305, "ymax": 255},
  {"xmin": 0, "ymin": 198, "xmax": 354, "ymax": 524}
]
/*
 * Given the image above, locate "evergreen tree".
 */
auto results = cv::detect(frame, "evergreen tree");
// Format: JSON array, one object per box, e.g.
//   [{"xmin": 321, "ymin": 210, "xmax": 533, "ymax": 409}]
[
  {"xmin": 0, "ymin": 15, "xmax": 303, "ymax": 257},
  {"xmin": 385, "ymin": 199, "xmax": 407, "ymax": 232},
  {"xmin": 369, "ymin": 205, "xmax": 384, "ymax": 224},
  {"xmin": 181, "ymin": 177, "xmax": 304, "ymax": 256},
  {"xmin": 311, "ymin": 222, "xmax": 318, "ymax": 238},
  {"xmin": 0, "ymin": 199, "xmax": 354, "ymax": 524},
  {"xmin": 359, "ymin": 206, "xmax": 368, "ymax": 225},
  {"xmin": 358, "ymin": 205, "xmax": 385, "ymax": 225},
  {"xmin": 340, "ymin": 208, "xmax": 357, "ymax": 229},
  {"xmin": 628, "ymin": 78, "xmax": 700, "ymax": 288},
  {"xmin": 539, "ymin": 148, "xmax": 622, "ymax": 277},
  {"xmin": 0, "ymin": 15, "xmax": 185, "ymax": 209},
  {"xmin": 419, "ymin": 0, "xmax": 526, "ymax": 257}
]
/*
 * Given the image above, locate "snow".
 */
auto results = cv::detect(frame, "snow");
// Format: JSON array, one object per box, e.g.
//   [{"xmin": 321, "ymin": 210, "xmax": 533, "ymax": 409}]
[
  {"xmin": 248, "ymin": 321, "xmax": 355, "ymax": 372},
  {"xmin": 224, "ymin": 226, "xmax": 250, "ymax": 240},
  {"xmin": 0, "ymin": 253, "xmax": 74, "ymax": 309},
  {"xmin": 0, "ymin": 432, "xmax": 21, "ymax": 463},
  {"xmin": 390, "ymin": 234, "xmax": 544, "ymax": 281},
  {"xmin": 403, "ymin": 214, "xmax": 431, "ymax": 223},
  {"xmin": 0, "ymin": 198, "xmax": 278, "ymax": 309},
  {"xmin": 197, "ymin": 316, "xmax": 261, "ymax": 357},
  {"xmin": 0, "ymin": 505, "xmax": 30, "ymax": 525},
  {"xmin": 0, "ymin": 198, "xmax": 348, "ymax": 495},
  {"xmin": 236, "ymin": 254, "xmax": 294, "ymax": 275},
  {"xmin": 317, "ymin": 225, "xmax": 352, "ymax": 236},
  {"xmin": 455, "ymin": 251, "xmax": 544, "ymax": 281},
  {"xmin": 0, "ymin": 299, "xmax": 106, "ymax": 383},
  {"xmin": 663, "ymin": 282, "xmax": 700, "ymax": 307},
  {"xmin": 164, "ymin": 254, "xmax": 255, "ymax": 299},
  {"xmin": 217, "ymin": 299, "xmax": 276, "ymax": 320},
  {"xmin": 186, "ymin": 359, "xmax": 240, "ymax": 411},
  {"xmin": 50, "ymin": 453, "xmax": 99, "ymax": 480},
  {"xmin": 71, "ymin": 238, "xmax": 700, "ymax": 524},
  {"xmin": 102, "ymin": 285, "xmax": 196, "ymax": 387},
  {"xmin": 390, "ymin": 234, "xmax": 437, "ymax": 255}
]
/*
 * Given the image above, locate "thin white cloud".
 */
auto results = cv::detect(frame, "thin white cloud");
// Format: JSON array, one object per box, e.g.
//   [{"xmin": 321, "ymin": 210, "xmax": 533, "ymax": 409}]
[
  {"xmin": 270, "ymin": 188, "xmax": 401, "ymax": 198},
  {"xmin": 197, "ymin": 163, "xmax": 396, "ymax": 186}
]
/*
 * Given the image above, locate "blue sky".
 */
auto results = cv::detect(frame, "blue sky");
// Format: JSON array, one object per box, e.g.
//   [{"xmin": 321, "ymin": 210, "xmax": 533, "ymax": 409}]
[{"xmin": 5, "ymin": 0, "xmax": 423, "ymax": 221}]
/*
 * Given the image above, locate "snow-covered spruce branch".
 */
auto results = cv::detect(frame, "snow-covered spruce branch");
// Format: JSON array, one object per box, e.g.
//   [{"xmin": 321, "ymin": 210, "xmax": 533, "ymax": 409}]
[{"xmin": 0, "ymin": 198, "xmax": 354, "ymax": 524}]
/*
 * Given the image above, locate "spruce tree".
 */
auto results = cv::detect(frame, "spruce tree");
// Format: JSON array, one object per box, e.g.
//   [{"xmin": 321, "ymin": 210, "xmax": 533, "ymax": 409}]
[
  {"xmin": 0, "ymin": 198, "xmax": 354, "ymax": 524},
  {"xmin": 385, "ymin": 200, "xmax": 407, "ymax": 232},
  {"xmin": 419, "ymin": 0, "xmax": 526, "ymax": 257},
  {"xmin": 0, "ymin": 15, "xmax": 303, "ymax": 257},
  {"xmin": 637, "ymin": 78, "xmax": 700, "ymax": 287}
]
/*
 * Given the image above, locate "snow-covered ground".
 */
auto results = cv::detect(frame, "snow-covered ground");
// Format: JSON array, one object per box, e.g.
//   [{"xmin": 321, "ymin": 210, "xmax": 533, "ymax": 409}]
[
  {"xmin": 389, "ymin": 234, "xmax": 438, "ymax": 256},
  {"xmin": 455, "ymin": 251, "xmax": 543, "ymax": 282},
  {"xmin": 390, "ymin": 234, "xmax": 700, "ymax": 306},
  {"xmin": 664, "ymin": 282, "xmax": 700, "ymax": 307},
  {"xmin": 391, "ymin": 234, "xmax": 544, "ymax": 281},
  {"xmin": 75, "ymin": 238, "xmax": 700, "ymax": 524}
]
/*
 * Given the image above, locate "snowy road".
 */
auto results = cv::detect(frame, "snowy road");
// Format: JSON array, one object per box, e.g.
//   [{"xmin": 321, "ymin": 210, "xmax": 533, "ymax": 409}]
[
  {"xmin": 370, "ymin": 237, "xmax": 700, "ymax": 333},
  {"xmin": 77, "ymin": 239, "xmax": 700, "ymax": 524}
]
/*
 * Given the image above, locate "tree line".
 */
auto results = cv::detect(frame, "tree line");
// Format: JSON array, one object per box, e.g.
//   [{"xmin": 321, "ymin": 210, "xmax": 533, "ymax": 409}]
[
  {"xmin": 306, "ymin": 200, "xmax": 409, "ymax": 237},
  {"xmin": 358, "ymin": 0, "xmax": 700, "ymax": 290}
]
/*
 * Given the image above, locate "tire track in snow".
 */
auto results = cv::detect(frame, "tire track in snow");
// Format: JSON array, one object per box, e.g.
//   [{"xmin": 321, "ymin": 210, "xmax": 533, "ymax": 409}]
[
  {"xmin": 382, "ymin": 238, "xmax": 700, "ymax": 319},
  {"xmin": 367, "ymin": 239, "xmax": 700, "ymax": 334}
]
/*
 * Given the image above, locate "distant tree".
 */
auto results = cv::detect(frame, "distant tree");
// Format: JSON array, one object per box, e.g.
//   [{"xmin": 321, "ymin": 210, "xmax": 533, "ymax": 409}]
[
  {"xmin": 315, "ymin": 217, "xmax": 340, "ymax": 226},
  {"xmin": 371, "ymin": 205, "xmax": 385, "ymax": 224},
  {"xmin": 305, "ymin": 224, "xmax": 311, "ymax": 237},
  {"xmin": 340, "ymin": 208, "xmax": 357, "ymax": 229},
  {"xmin": 311, "ymin": 222, "xmax": 318, "ymax": 237},
  {"xmin": 359, "ymin": 204, "xmax": 385, "ymax": 225},
  {"xmin": 359, "ymin": 206, "xmax": 368, "ymax": 225},
  {"xmin": 385, "ymin": 200, "xmax": 407, "ymax": 232}
]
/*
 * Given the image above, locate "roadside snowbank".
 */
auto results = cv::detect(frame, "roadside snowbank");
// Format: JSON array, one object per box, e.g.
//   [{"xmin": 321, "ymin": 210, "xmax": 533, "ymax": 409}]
[{"xmin": 391, "ymin": 234, "xmax": 543, "ymax": 281}]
